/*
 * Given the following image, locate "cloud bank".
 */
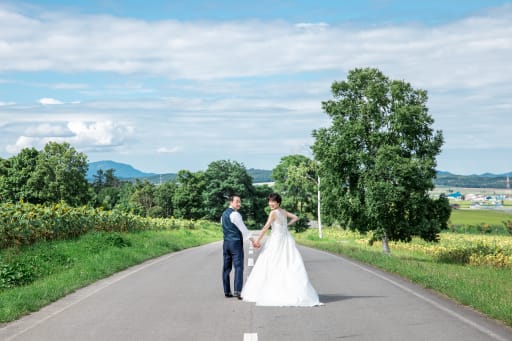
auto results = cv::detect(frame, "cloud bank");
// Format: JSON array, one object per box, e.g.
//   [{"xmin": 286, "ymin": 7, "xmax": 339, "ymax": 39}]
[{"xmin": 1, "ymin": 4, "xmax": 511, "ymax": 174}]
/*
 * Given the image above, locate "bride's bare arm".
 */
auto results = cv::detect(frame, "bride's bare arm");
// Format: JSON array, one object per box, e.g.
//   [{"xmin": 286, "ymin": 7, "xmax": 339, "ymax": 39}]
[
  {"xmin": 255, "ymin": 211, "xmax": 276, "ymax": 246},
  {"xmin": 284, "ymin": 210, "xmax": 299, "ymax": 226}
]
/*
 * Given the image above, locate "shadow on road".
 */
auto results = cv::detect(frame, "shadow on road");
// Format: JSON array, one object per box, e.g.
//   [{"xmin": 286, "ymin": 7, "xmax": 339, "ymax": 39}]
[{"xmin": 319, "ymin": 294, "xmax": 385, "ymax": 303}]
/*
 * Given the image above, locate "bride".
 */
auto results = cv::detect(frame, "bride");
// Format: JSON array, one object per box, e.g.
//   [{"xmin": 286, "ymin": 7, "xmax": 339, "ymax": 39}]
[{"xmin": 241, "ymin": 193, "xmax": 322, "ymax": 306}]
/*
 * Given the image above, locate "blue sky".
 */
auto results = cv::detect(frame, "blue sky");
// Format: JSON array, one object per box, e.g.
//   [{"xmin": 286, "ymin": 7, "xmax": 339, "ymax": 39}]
[{"xmin": 1, "ymin": 0, "xmax": 511, "ymax": 175}]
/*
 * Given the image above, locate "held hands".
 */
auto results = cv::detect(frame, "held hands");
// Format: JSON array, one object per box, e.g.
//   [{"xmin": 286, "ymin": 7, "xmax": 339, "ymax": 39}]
[{"xmin": 250, "ymin": 238, "xmax": 261, "ymax": 249}]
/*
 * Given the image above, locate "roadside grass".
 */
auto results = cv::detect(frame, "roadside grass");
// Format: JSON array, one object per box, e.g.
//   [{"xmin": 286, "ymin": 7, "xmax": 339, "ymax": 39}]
[
  {"xmin": 295, "ymin": 229, "xmax": 512, "ymax": 327},
  {"xmin": 0, "ymin": 224, "xmax": 222, "ymax": 323}
]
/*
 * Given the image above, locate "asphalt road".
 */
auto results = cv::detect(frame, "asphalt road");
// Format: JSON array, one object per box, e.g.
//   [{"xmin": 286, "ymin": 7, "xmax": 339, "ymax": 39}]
[{"xmin": 1, "ymin": 237, "xmax": 511, "ymax": 341}]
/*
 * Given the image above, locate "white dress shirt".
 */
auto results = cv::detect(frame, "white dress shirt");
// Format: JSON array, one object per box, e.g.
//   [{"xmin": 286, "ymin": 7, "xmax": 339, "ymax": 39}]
[{"xmin": 230, "ymin": 210, "xmax": 252, "ymax": 240}]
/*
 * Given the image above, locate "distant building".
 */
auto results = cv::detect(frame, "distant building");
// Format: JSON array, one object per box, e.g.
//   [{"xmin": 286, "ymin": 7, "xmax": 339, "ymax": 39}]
[{"xmin": 446, "ymin": 191, "xmax": 462, "ymax": 199}]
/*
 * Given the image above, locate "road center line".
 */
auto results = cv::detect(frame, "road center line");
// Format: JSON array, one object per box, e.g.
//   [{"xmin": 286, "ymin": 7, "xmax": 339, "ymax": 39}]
[{"xmin": 243, "ymin": 332, "xmax": 258, "ymax": 341}]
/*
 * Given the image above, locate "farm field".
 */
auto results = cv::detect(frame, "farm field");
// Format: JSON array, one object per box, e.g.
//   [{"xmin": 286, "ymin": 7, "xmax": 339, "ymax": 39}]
[
  {"xmin": 449, "ymin": 209, "xmax": 512, "ymax": 226},
  {"xmin": 433, "ymin": 186, "xmax": 512, "ymax": 196}
]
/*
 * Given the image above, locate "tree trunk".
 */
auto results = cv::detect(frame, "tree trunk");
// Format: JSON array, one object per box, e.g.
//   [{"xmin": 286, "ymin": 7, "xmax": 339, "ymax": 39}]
[{"xmin": 382, "ymin": 231, "xmax": 391, "ymax": 254}]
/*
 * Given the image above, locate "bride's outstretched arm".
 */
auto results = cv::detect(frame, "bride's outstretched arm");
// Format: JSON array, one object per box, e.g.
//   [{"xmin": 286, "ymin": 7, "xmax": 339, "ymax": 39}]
[
  {"xmin": 255, "ymin": 211, "xmax": 275, "ymax": 247},
  {"xmin": 284, "ymin": 210, "xmax": 299, "ymax": 226}
]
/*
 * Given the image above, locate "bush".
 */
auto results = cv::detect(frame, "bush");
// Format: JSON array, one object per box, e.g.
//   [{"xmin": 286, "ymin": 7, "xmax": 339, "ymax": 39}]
[
  {"xmin": 293, "ymin": 217, "xmax": 309, "ymax": 233},
  {"xmin": 0, "ymin": 261, "xmax": 35, "ymax": 289},
  {"xmin": 433, "ymin": 242, "xmax": 508, "ymax": 266},
  {"xmin": 0, "ymin": 202, "xmax": 182, "ymax": 248}
]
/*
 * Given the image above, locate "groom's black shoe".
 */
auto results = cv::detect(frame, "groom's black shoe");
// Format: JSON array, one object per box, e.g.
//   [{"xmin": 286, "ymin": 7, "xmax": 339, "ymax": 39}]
[
  {"xmin": 225, "ymin": 293, "xmax": 233, "ymax": 298},
  {"xmin": 234, "ymin": 292, "xmax": 242, "ymax": 300}
]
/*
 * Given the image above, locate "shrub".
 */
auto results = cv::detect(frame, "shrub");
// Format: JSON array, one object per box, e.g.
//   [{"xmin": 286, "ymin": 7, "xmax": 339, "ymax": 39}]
[{"xmin": 0, "ymin": 261, "xmax": 35, "ymax": 289}]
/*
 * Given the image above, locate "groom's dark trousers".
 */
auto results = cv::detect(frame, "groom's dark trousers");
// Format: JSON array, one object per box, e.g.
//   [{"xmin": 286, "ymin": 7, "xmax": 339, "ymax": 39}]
[{"xmin": 222, "ymin": 240, "xmax": 244, "ymax": 294}]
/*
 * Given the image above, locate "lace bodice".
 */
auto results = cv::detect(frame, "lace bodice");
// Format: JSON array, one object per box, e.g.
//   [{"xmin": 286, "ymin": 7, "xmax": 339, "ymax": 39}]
[{"xmin": 270, "ymin": 209, "xmax": 289, "ymax": 234}]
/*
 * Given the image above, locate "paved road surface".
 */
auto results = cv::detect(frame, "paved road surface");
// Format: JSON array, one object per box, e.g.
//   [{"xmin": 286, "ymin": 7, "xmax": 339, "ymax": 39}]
[{"xmin": 1, "ymin": 237, "xmax": 511, "ymax": 341}]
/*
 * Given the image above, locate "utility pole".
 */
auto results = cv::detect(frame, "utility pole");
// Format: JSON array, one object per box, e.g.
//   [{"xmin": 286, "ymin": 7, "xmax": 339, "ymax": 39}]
[{"xmin": 317, "ymin": 175, "xmax": 322, "ymax": 239}]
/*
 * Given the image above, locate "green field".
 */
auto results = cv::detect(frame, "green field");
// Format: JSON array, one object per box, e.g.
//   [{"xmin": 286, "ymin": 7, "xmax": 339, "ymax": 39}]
[
  {"xmin": 447, "ymin": 208, "xmax": 512, "ymax": 235},
  {"xmin": 449, "ymin": 209, "xmax": 512, "ymax": 226}
]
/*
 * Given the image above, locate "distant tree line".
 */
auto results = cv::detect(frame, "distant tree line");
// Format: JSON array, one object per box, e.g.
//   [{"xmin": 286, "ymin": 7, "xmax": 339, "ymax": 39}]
[{"xmin": 0, "ymin": 143, "xmax": 276, "ymax": 227}]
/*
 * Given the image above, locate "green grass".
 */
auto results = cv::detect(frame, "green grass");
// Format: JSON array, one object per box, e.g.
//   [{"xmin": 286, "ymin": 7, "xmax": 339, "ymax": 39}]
[
  {"xmin": 447, "ymin": 209, "xmax": 512, "ymax": 234},
  {"xmin": 296, "ymin": 229, "xmax": 512, "ymax": 327},
  {"xmin": 3, "ymin": 210, "xmax": 511, "ymax": 330},
  {"xmin": 449, "ymin": 209, "xmax": 512, "ymax": 226},
  {"xmin": 0, "ymin": 224, "xmax": 222, "ymax": 323}
]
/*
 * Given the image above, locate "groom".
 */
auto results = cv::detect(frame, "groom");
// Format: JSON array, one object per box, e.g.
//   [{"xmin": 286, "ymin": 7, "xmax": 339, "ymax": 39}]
[{"xmin": 221, "ymin": 195, "xmax": 256, "ymax": 299}]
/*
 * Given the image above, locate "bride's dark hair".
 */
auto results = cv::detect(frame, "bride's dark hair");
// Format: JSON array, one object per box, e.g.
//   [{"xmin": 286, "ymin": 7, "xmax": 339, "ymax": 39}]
[{"xmin": 268, "ymin": 193, "xmax": 282, "ymax": 205}]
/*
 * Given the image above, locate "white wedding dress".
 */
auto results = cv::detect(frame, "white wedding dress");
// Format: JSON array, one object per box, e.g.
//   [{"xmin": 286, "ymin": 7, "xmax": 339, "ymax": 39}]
[{"xmin": 242, "ymin": 209, "xmax": 322, "ymax": 306}]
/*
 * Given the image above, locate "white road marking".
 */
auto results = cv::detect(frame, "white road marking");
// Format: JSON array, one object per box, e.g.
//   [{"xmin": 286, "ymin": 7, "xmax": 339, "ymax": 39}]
[
  {"xmin": 248, "ymin": 258, "xmax": 254, "ymax": 267},
  {"xmin": 249, "ymin": 250, "xmax": 253, "ymax": 254},
  {"xmin": 244, "ymin": 332, "xmax": 258, "ymax": 341}
]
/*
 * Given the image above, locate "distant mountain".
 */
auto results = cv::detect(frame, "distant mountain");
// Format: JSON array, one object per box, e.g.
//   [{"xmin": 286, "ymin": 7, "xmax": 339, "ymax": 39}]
[
  {"xmin": 87, "ymin": 161, "xmax": 509, "ymax": 188},
  {"xmin": 87, "ymin": 161, "xmax": 272, "ymax": 184},
  {"xmin": 87, "ymin": 160, "xmax": 157, "ymax": 180},
  {"xmin": 435, "ymin": 170, "xmax": 511, "ymax": 188},
  {"xmin": 247, "ymin": 168, "xmax": 273, "ymax": 183},
  {"xmin": 143, "ymin": 173, "xmax": 177, "ymax": 184}
]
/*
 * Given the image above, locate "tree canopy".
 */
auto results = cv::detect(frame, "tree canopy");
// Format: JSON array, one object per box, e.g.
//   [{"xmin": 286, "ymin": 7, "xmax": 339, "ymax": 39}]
[
  {"xmin": 0, "ymin": 142, "xmax": 91, "ymax": 206},
  {"xmin": 272, "ymin": 155, "xmax": 318, "ymax": 232},
  {"xmin": 312, "ymin": 67, "xmax": 450, "ymax": 251}
]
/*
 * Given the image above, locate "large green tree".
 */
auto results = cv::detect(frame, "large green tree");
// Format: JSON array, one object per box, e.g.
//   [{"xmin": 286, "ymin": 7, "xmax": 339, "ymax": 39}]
[
  {"xmin": 28, "ymin": 142, "xmax": 91, "ymax": 205},
  {"xmin": 0, "ymin": 147, "xmax": 39, "ymax": 203},
  {"xmin": 202, "ymin": 160, "xmax": 256, "ymax": 221},
  {"xmin": 249, "ymin": 184, "xmax": 274, "ymax": 226},
  {"xmin": 153, "ymin": 180, "xmax": 176, "ymax": 218},
  {"xmin": 0, "ymin": 142, "xmax": 90, "ymax": 206},
  {"xmin": 312, "ymin": 68, "xmax": 450, "ymax": 252},
  {"xmin": 272, "ymin": 155, "xmax": 318, "ymax": 232},
  {"xmin": 131, "ymin": 179, "xmax": 156, "ymax": 216},
  {"xmin": 172, "ymin": 170, "xmax": 206, "ymax": 219},
  {"xmin": 92, "ymin": 169, "xmax": 123, "ymax": 210}
]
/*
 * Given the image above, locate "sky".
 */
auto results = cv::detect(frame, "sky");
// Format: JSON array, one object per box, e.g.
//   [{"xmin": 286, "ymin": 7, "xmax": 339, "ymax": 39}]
[{"xmin": 1, "ymin": 0, "xmax": 511, "ymax": 176}]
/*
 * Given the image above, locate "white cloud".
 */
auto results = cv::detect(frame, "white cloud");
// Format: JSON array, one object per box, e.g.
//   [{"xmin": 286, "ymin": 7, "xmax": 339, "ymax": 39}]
[
  {"xmin": 5, "ymin": 120, "xmax": 134, "ymax": 154},
  {"xmin": 1, "ymin": 4, "xmax": 511, "ymax": 174},
  {"xmin": 0, "ymin": 4, "xmax": 510, "ymax": 88},
  {"xmin": 39, "ymin": 97, "xmax": 63, "ymax": 105},
  {"xmin": 157, "ymin": 146, "xmax": 181, "ymax": 153},
  {"xmin": 25, "ymin": 123, "xmax": 71, "ymax": 137},
  {"xmin": 6, "ymin": 136, "xmax": 37, "ymax": 153},
  {"xmin": 67, "ymin": 121, "xmax": 134, "ymax": 147},
  {"xmin": 52, "ymin": 83, "xmax": 88, "ymax": 90}
]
